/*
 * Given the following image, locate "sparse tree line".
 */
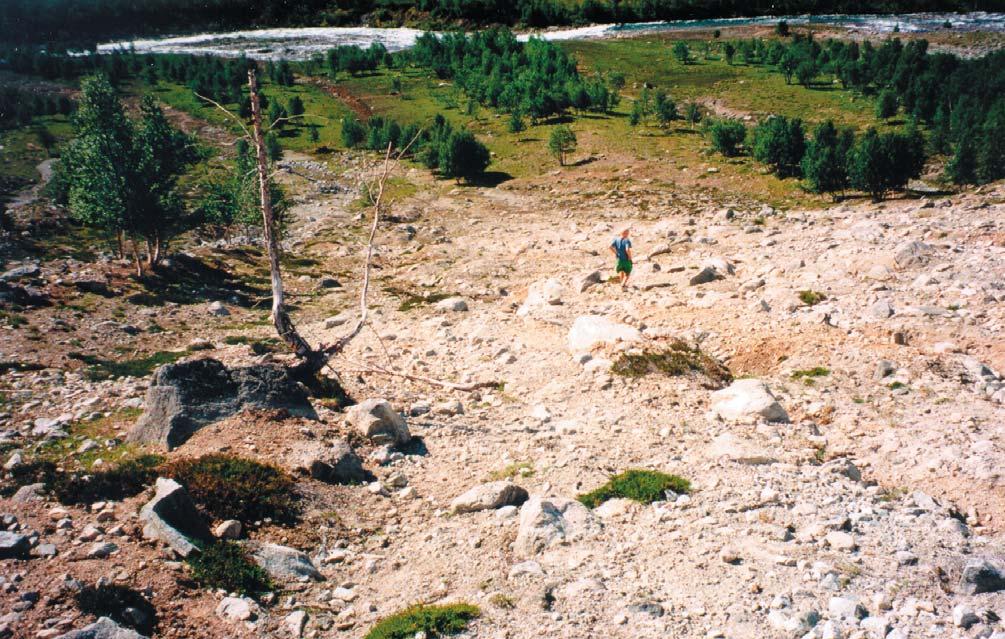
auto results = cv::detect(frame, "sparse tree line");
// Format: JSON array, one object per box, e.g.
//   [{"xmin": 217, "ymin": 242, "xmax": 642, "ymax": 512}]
[
  {"xmin": 3, "ymin": 0, "xmax": 996, "ymax": 44},
  {"xmin": 0, "ymin": 87, "xmax": 74, "ymax": 129},
  {"xmin": 704, "ymin": 114, "xmax": 926, "ymax": 201},
  {"xmin": 702, "ymin": 33, "xmax": 1005, "ymax": 185}
]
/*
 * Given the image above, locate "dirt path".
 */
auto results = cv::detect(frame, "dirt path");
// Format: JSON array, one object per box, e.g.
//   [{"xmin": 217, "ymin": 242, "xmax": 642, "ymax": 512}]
[{"xmin": 310, "ymin": 78, "xmax": 373, "ymax": 121}]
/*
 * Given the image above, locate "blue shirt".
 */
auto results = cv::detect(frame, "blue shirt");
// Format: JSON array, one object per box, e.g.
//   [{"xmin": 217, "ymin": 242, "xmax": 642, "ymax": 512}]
[{"xmin": 612, "ymin": 237, "xmax": 632, "ymax": 261}]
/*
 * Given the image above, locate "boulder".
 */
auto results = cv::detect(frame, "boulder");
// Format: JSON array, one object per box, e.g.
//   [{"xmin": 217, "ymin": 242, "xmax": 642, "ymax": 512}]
[
  {"xmin": 579, "ymin": 271, "xmax": 603, "ymax": 293},
  {"xmin": 139, "ymin": 478, "xmax": 212, "ymax": 558},
  {"xmin": 893, "ymin": 240, "xmax": 933, "ymax": 269},
  {"xmin": 346, "ymin": 399, "xmax": 410, "ymax": 446},
  {"xmin": 207, "ymin": 301, "xmax": 230, "ymax": 316},
  {"xmin": 960, "ymin": 559, "xmax": 1005, "ymax": 595},
  {"xmin": 451, "ymin": 481, "xmax": 529, "ymax": 514},
  {"xmin": 689, "ymin": 266, "xmax": 722, "ymax": 286},
  {"xmin": 127, "ymin": 359, "xmax": 315, "ymax": 450},
  {"xmin": 518, "ymin": 278, "xmax": 565, "ymax": 316},
  {"xmin": 217, "ymin": 597, "xmax": 256, "ymax": 622},
  {"xmin": 568, "ymin": 316, "xmax": 643, "ymax": 352},
  {"xmin": 247, "ymin": 542, "xmax": 323, "ymax": 582},
  {"xmin": 0, "ymin": 531, "xmax": 30, "ymax": 559},
  {"xmin": 296, "ymin": 439, "xmax": 369, "ymax": 484},
  {"xmin": 515, "ymin": 496, "xmax": 600, "ymax": 557},
  {"xmin": 710, "ymin": 379, "xmax": 789, "ymax": 423},
  {"xmin": 55, "ymin": 617, "xmax": 148, "ymax": 639},
  {"xmin": 435, "ymin": 296, "xmax": 468, "ymax": 312},
  {"xmin": 0, "ymin": 264, "xmax": 40, "ymax": 281},
  {"xmin": 214, "ymin": 520, "xmax": 242, "ymax": 540}
]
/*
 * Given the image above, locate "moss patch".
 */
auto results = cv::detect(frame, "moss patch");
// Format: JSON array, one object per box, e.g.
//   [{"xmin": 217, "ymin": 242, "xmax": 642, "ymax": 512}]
[
  {"xmin": 578, "ymin": 469, "xmax": 691, "ymax": 509},
  {"xmin": 50, "ymin": 455, "xmax": 163, "ymax": 506},
  {"xmin": 164, "ymin": 454, "xmax": 299, "ymax": 525},
  {"xmin": 187, "ymin": 541, "xmax": 273, "ymax": 596},
  {"xmin": 364, "ymin": 604, "xmax": 480, "ymax": 639},
  {"xmin": 611, "ymin": 340, "xmax": 732, "ymax": 388}
]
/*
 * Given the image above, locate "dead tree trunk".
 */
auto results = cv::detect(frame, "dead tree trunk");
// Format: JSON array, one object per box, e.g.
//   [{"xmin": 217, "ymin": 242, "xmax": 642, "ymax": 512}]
[{"xmin": 248, "ymin": 69, "xmax": 325, "ymax": 372}]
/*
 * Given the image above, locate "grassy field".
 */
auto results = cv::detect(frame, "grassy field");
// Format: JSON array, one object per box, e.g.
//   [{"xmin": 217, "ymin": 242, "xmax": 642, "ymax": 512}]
[
  {"xmin": 565, "ymin": 38, "xmax": 881, "ymax": 130},
  {"xmin": 1, "ymin": 36, "xmax": 899, "ymax": 209}
]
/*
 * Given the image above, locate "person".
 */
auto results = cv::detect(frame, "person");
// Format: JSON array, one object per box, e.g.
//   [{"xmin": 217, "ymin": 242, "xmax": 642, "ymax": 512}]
[{"xmin": 610, "ymin": 228, "xmax": 633, "ymax": 289}]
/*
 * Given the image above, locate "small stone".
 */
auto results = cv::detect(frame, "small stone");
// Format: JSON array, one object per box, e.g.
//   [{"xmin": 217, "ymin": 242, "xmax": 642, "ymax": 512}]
[
  {"xmin": 952, "ymin": 604, "xmax": 979, "ymax": 629},
  {"xmin": 214, "ymin": 520, "xmax": 242, "ymax": 540}
]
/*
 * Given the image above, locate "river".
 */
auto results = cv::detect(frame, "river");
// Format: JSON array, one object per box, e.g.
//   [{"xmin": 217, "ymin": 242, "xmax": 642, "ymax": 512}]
[{"xmin": 96, "ymin": 12, "xmax": 1005, "ymax": 61}]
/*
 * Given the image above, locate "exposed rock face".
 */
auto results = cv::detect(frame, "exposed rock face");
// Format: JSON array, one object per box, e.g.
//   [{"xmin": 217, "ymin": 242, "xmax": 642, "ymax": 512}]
[
  {"xmin": 55, "ymin": 617, "xmax": 148, "ymax": 639},
  {"xmin": 346, "ymin": 399, "xmax": 411, "ymax": 446},
  {"xmin": 568, "ymin": 315, "xmax": 643, "ymax": 352},
  {"xmin": 710, "ymin": 379, "xmax": 789, "ymax": 423},
  {"xmin": 127, "ymin": 359, "xmax": 315, "ymax": 450},
  {"xmin": 247, "ymin": 542, "xmax": 323, "ymax": 582},
  {"xmin": 515, "ymin": 496, "xmax": 600, "ymax": 557},
  {"xmin": 139, "ymin": 478, "xmax": 212, "ymax": 558},
  {"xmin": 451, "ymin": 481, "xmax": 529, "ymax": 513}
]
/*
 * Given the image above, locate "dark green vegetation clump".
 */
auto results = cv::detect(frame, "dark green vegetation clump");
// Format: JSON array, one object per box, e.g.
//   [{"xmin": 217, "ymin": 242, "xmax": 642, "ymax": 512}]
[
  {"xmin": 578, "ymin": 470, "xmax": 691, "ymax": 509},
  {"xmin": 364, "ymin": 604, "xmax": 480, "ymax": 639},
  {"xmin": 611, "ymin": 340, "xmax": 732, "ymax": 388},
  {"xmin": 187, "ymin": 541, "xmax": 273, "ymax": 596},
  {"xmin": 68, "ymin": 349, "xmax": 191, "ymax": 381},
  {"xmin": 51, "ymin": 454, "xmax": 163, "ymax": 505},
  {"xmin": 75, "ymin": 585, "xmax": 157, "ymax": 635},
  {"xmin": 791, "ymin": 367, "xmax": 830, "ymax": 384},
  {"xmin": 798, "ymin": 290, "xmax": 827, "ymax": 306},
  {"xmin": 164, "ymin": 453, "xmax": 299, "ymax": 524}
]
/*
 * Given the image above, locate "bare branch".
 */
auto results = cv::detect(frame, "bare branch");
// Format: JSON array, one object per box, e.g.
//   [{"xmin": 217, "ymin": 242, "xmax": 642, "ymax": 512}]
[{"xmin": 194, "ymin": 92, "xmax": 252, "ymax": 140}]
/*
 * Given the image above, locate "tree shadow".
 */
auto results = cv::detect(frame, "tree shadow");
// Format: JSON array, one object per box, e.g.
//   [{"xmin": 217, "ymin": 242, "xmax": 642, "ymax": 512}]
[
  {"xmin": 464, "ymin": 171, "xmax": 513, "ymax": 187},
  {"xmin": 569, "ymin": 156, "xmax": 597, "ymax": 167},
  {"xmin": 129, "ymin": 253, "xmax": 269, "ymax": 308}
]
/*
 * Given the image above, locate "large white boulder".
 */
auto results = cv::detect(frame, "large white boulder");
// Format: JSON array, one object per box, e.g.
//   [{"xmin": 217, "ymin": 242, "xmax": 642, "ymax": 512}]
[
  {"xmin": 514, "ymin": 496, "xmax": 600, "ymax": 556},
  {"xmin": 567, "ymin": 315, "xmax": 642, "ymax": 352},
  {"xmin": 710, "ymin": 379, "xmax": 789, "ymax": 423}
]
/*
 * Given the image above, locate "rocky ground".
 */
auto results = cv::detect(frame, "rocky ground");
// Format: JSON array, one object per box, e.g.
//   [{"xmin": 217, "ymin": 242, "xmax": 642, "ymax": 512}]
[{"xmin": 2, "ymin": 147, "xmax": 1005, "ymax": 639}]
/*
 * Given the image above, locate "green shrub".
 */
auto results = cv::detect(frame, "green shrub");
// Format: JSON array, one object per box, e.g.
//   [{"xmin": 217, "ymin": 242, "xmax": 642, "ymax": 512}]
[
  {"xmin": 708, "ymin": 118, "xmax": 747, "ymax": 157},
  {"xmin": 75, "ymin": 585, "xmax": 157, "ymax": 635},
  {"xmin": 164, "ymin": 454, "xmax": 298, "ymax": 524},
  {"xmin": 798, "ymin": 290, "xmax": 826, "ymax": 306},
  {"xmin": 187, "ymin": 541, "xmax": 272, "ymax": 596},
  {"xmin": 50, "ymin": 455, "xmax": 163, "ymax": 505},
  {"xmin": 791, "ymin": 367, "xmax": 830, "ymax": 382},
  {"xmin": 578, "ymin": 470, "xmax": 691, "ymax": 508},
  {"xmin": 611, "ymin": 340, "xmax": 732, "ymax": 388},
  {"xmin": 365, "ymin": 604, "xmax": 480, "ymax": 639}
]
